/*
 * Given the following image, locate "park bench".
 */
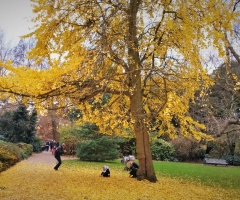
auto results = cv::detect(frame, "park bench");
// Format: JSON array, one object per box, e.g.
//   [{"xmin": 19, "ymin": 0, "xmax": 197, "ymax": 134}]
[{"xmin": 203, "ymin": 158, "xmax": 228, "ymax": 166}]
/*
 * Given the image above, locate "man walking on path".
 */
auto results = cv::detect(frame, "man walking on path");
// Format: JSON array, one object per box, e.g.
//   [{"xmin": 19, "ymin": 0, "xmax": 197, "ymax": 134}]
[
  {"xmin": 45, "ymin": 140, "xmax": 49, "ymax": 151},
  {"xmin": 54, "ymin": 143, "xmax": 66, "ymax": 171}
]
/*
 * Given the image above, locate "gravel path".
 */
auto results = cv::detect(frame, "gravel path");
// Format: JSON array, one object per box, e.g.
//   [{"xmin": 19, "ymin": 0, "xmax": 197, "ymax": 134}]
[{"xmin": 25, "ymin": 151, "xmax": 78, "ymax": 165}]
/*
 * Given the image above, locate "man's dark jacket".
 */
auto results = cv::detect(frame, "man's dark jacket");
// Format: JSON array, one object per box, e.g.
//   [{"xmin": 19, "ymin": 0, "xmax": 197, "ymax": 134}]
[{"xmin": 55, "ymin": 146, "xmax": 64, "ymax": 156}]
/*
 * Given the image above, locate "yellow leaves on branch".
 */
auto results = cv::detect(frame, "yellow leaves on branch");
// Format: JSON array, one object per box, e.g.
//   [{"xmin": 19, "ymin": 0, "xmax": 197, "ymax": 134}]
[{"xmin": 1, "ymin": 0, "xmax": 239, "ymax": 141}]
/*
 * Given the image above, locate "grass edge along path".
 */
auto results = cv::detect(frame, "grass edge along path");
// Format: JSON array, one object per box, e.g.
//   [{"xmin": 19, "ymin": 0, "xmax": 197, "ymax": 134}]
[{"xmin": 0, "ymin": 153, "xmax": 239, "ymax": 199}]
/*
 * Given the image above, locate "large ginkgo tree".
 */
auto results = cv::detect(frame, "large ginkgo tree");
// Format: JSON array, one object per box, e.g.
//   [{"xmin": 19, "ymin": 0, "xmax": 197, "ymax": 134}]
[{"xmin": 0, "ymin": 0, "xmax": 239, "ymax": 182}]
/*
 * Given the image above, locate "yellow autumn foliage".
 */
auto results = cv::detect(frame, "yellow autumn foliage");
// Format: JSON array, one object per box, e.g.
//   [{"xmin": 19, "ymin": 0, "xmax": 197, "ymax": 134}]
[
  {"xmin": 0, "ymin": 0, "xmax": 238, "ymax": 141},
  {"xmin": 0, "ymin": 153, "xmax": 239, "ymax": 200},
  {"xmin": 0, "ymin": 0, "xmax": 239, "ymax": 181}
]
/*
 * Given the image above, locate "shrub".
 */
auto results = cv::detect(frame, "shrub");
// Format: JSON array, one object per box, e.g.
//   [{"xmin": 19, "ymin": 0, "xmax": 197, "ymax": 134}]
[
  {"xmin": 58, "ymin": 124, "xmax": 82, "ymax": 155},
  {"xmin": 225, "ymin": 155, "xmax": 234, "ymax": 165},
  {"xmin": 0, "ymin": 140, "xmax": 33, "ymax": 172},
  {"xmin": 195, "ymin": 147, "xmax": 205, "ymax": 160},
  {"xmin": 207, "ymin": 139, "xmax": 230, "ymax": 158},
  {"xmin": 16, "ymin": 143, "xmax": 33, "ymax": 158},
  {"xmin": 61, "ymin": 134, "xmax": 79, "ymax": 156},
  {"xmin": 76, "ymin": 136, "xmax": 119, "ymax": 161},
  {"xmin": 233, "ymin": 157, "xmax": 240, "ymax": 166},
  {"xmin": 0, "ymin": 135, "xmax": 6, "ymax": 141},
  {"xmin": 233, "ymin": 152, "xmax": 240, "ymax": 166},
  {"xmin": 224, "ymin": 152, "xmax": 240, "ymax": 166},
  {"xmin": 19, "ymin": 149, "xmax": 28, "ymax": 159},
  {"xmin": 171, "ymin": 136, "xmax": 205, "ymax": 161},
  {"xmin": 150, "ymin": 139, "xmax": 175, "ymax": 161},
  {"xmin": 32, "ymin": 137, "xmax": 44, "ymax": 153},
  {"xmin": 0, "ymin": 140, "xmax": 21, "ymax": 172},
  {"xmin": 116, "ymin": 137, "xmax": 136, "ymax": 157}
]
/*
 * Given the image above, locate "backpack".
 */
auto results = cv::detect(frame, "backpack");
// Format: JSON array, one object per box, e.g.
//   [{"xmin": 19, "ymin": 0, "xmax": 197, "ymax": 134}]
[{"xmin": 54, "ymin": 147, "xmax": 61, "ymax": 156}]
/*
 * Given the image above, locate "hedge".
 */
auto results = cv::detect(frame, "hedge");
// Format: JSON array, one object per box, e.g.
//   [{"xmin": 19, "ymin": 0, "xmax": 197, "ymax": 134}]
[{"xmin": 0, "ymin": 140, "xmax": 33, "ymax": 172}]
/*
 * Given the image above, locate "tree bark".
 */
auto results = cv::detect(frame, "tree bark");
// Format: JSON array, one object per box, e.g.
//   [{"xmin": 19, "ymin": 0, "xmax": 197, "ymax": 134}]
[
  {"xmin": 130, "ymin": 75, "xmax": 157, "ymax": 182},
  {"xmin": 128, "ymin": 0, "xmax": 157, "ymax": 182},
  {"xmin": 51, "ymin": 118, "xmax": 57, "ymax": 141}
]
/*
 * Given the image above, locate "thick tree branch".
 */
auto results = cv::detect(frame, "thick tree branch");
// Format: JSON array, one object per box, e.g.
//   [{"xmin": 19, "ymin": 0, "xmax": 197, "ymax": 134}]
[{"xmin": 225, "ymin": 33, "xmax": 240, "ymax": 64}]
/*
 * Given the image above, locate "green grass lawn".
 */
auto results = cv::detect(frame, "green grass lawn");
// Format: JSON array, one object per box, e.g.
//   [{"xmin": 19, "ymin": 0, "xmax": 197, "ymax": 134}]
[
  {"xmin": 63, "ymin": 159, "xmax": 240, "ymax": 189},
  {"xmin": 153, "ymin": 161, "xmax": 240, "ymax": 189}
]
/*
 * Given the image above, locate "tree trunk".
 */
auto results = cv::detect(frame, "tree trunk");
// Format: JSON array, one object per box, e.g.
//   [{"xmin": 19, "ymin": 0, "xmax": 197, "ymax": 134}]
[
  {"xmin": 49, "ymin": 108, "xmax": 59, "ymax": 141},
  {"xmin": 129, "ymin": 77, "xmax": 157, "ymax": 182},
  {"xmin": 127, "ymin": 0, "xmax": 157, "ymax": 182},
  {"xmin": 51, "ymin": 118, "xmax": 57, "ymax": 141}
]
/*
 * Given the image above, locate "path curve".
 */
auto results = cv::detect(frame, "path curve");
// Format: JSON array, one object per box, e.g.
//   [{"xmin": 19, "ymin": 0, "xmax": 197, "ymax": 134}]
[{"xmin": 26, "ymin": 151, "xmax": 78, "ymax": 164}]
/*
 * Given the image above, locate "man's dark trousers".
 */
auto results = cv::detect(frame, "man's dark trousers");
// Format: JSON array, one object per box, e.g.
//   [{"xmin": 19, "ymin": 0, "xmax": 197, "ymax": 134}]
[{"xmin": 54, "ymin": 155, "xmax": 62, "ymax": 170}]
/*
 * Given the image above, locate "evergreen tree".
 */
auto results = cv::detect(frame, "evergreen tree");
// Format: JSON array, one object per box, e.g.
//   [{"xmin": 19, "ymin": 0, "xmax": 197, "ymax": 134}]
[
  {"xmin": 76, "ymin": 136, "xmax": 119, "ymax": 161},
  {"xmin": 0, "ymin": 111, "xmax": 13, "ymax": 141},
  {"xmin": 0, "ymin": 104, "xmax": 37, "ymax": 144},
  {"xmin": 12, "ymin": 104, "xmax": 30, "ymax": 143},
  {"xmin": 75, "ymin": 123, "xmax": 119, "ymax": 161},
  {"xmin": 28, "ymin": 108, "xmax": 38, "ymax": 144}
]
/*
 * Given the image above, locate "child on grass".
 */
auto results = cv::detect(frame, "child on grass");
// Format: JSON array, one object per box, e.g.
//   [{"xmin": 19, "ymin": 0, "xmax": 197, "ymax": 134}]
[{"xmin": 100, "ymin": 165, "xmax": 110, "ymax": 177}]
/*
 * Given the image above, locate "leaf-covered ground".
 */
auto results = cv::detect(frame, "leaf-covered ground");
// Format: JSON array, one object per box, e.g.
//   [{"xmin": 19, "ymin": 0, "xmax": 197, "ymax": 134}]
[{"xmin": 0, "ymin": 152, "xmax": 239, "ymax": 200}]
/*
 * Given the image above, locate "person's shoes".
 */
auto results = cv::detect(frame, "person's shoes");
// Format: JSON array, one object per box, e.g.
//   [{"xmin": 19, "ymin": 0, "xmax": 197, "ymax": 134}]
[{"xmin": 54, "ymin": 168, "xmax": 58, "ymax": 171}]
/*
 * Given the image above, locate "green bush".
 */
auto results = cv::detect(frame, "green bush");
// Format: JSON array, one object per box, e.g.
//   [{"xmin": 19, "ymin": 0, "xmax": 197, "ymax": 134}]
[
  {"xmin": 224, "ymin": 152, "xmax": 240, "ymax": 166},
  {"xmin": 76, "ymin": 136, "xmax": 119, "ymax": 161},
  {"xmin": 58, "ymin": 124, "xmax": 82, "ymax": 155},
  {"xmin": 0, "ymin": 135, "xmax": 6, "ymax": 141},
  {"xmin": 16, "ymin": 143, "xmax": 33, "ymax": 159},
  {"xmin": 32, "ymin": 137, "xmax": 44, "ymax": 153},
  {"xmin": 194, "ymin": 147, "xmax": 205, "ymax": 160},
  {"xmin": 150, "ymin": 139, "xmax": 175, "ymax": 161},
  {"xmin": 61, "ymin": 134, "xmax": 79, "ymax": 156},
  {"xmin": 233, "ymin": 152, "xmax": 240, "ymax": 166},
  {"xmin": 225, "ymin": 155, "xmax": 234, "ymax": 165},
  {"xmin": 0, "ymin": 140, "xmax": 21, "ymax": 172},
  {"xmin": 19, "ymin": 149, "xmax": 28, "ymax": 159},
  {"xmin": 0, "ymin": 140, "xmax": 33, "ymax": 172}
]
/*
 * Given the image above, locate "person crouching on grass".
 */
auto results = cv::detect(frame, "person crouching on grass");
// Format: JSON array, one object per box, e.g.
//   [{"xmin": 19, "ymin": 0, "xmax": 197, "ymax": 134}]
[
  {"xmin": 54, "ymin": 143, "xmax": 66, "ymax": 171},
  {"xmin": 100, "ymin": 165, "xmax": 110, "ymax": 177},
  {"xmin": 129, "ymin": 161, "xmax": 139, "ymax": 178}
]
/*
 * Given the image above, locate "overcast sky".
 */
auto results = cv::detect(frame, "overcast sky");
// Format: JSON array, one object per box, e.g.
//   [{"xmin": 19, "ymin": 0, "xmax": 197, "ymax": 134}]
[
  {"xmin": 0, "ymin": 0, "xmax": 35, "ymax": 45},
  {"xmin": 0, "ymin": 0, "xmax": 231, "ymax": 72}
]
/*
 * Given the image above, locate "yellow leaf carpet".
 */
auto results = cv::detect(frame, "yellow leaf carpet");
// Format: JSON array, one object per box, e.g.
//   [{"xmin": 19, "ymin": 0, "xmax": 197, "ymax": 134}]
[{"xmin": 0, "ymin": 152, "xmax": 239, "ymax": 200}]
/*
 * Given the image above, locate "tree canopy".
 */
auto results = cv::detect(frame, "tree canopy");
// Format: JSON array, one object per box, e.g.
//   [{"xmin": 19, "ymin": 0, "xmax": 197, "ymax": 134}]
[{"xmin": 0, "ymin": 0, "xmax": 239, "ymax": 182}]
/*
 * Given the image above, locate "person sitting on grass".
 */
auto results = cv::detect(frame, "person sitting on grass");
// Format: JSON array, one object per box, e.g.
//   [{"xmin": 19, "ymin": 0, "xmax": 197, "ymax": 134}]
[
  {"xmin": 100, "ymin": 165, "xmax": 110, "ymax": 177},
  {"xmin": 129, "ymin": 161, "xmax": 139, "ymax": 178}
]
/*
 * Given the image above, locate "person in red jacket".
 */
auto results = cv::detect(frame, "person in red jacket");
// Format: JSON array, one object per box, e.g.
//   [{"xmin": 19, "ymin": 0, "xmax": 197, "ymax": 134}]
[{"xmin": 51, "ymin": 140, "xmax": 57, "ymax": 155}]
